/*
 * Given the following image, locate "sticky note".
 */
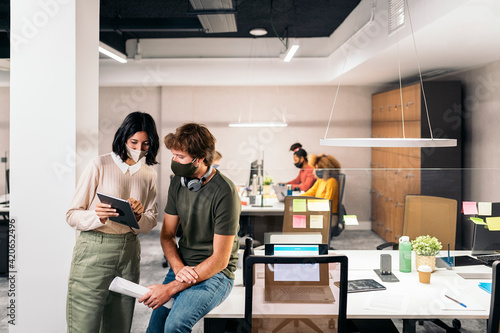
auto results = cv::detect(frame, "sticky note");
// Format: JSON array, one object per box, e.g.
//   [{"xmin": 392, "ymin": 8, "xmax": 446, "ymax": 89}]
[
  {"xmin": 470, "ymin": 217, "xmax": 487, "ymax": 225},
  {"xmin": 308, "ymin": 199, "xmax": 330, "ymax": 211},
  {"xmin": 310, "ymin": 215, "xmax": 323, "ymax": 229},
  {"xmin": 343, "ymin": 215, "xmax": 359, "ymax": 226},
  {"xmin": 292, "ymin": 199, "xmax": 307, "ymax": 212},
  {"xmin": 293, "ymin": 215, "xmax": 307, "ymax": 228},
  {"xmin": 486, "ymin": 217, "xmax": 500, "ymax": 231},
  {"xmin": 478, "ymin": 202, "xmax": 492, "ymax": 216},
  {"xmin": 462, "ymin": 201, "xmax": 478, "ymax": 215}
]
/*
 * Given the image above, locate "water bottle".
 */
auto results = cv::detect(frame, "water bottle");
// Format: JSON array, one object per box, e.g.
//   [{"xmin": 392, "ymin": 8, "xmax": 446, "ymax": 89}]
[
  {"xmin": 242, "ymin": 237, "xmax": 254, "ymax": 286},
  {"xmin": 399, "ymin": 236, "xmax": 412, "ymax": 273},
  {"xmin": 287, "ymin": 184, "xmax": 293, "ymax": 196}
]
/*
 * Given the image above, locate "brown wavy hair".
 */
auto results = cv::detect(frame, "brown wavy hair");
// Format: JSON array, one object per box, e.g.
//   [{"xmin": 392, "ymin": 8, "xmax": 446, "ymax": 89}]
[
  {"xmin": 164, "ymin": 123, "xmax": 216, "ymax": 166},
  {"xmin": 309, "ymin": 154, "xmax": 341, "ymax": 179}
]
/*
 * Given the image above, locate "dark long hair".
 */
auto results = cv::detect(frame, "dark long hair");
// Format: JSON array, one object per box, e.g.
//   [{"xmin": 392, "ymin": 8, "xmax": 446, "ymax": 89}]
[{"xmin": 112, "ymin": 111, "xmax": 160, "ymax": 165}]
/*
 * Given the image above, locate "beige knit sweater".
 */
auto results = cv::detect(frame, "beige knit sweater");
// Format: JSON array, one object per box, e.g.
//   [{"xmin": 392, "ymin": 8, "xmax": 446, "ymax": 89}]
[{"xmin": 66, "ymin": 153, "xmax": 158, "ymax": 234}]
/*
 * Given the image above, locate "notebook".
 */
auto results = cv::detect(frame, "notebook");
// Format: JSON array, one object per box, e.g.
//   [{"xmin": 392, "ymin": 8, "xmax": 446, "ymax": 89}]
[{"xmin": 264, "ymin": 244, "xmax": 335, "ymax": 303}]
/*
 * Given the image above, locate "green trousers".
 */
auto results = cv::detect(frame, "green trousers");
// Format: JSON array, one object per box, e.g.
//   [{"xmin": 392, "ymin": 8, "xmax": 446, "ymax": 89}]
[{"xmin": 66, "ymin": 231, "xmax": 140, "ymax": 333}]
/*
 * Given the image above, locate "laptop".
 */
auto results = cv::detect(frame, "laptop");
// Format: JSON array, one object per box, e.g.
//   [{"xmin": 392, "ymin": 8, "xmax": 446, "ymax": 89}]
[
  {"xmin": 264, "ymin": 244, "xmax": 336, "ymax": 303},
  {"xmin": 470, "ymin": 223, "xmax": 500, "ymax": 266},
  {"xmin": 273, "ymin": 185, "xmax": 287, "ymax": 202}
]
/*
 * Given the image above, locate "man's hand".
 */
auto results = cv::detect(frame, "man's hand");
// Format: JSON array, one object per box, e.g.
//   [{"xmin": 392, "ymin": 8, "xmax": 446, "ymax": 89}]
[
  {"xmin": 139, "ymin": 284, "xmax": 174, "ymax": 310},
  {"xmin": 175, "ymin": 266, "xmax": 199, "ymax": 284}
]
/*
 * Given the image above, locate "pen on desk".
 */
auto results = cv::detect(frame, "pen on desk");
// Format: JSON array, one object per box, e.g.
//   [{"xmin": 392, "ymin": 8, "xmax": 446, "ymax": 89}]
[{"xmin": 445, "ymin": 294, "xmax": 467, "ymax": 308}]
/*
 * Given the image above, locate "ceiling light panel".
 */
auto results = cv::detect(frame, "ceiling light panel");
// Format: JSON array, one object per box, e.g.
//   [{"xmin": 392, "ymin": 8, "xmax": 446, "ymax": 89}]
[
  {"xmin": 190, "ymin": 0, "xmax": 237, "ymax": 33},
  {"xmin": 389, "ymin": 0, "xmax": 405, "ymax": 35}
]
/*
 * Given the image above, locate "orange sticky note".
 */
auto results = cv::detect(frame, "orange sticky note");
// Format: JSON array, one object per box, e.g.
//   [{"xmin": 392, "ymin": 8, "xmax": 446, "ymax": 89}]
[
  {"xmin": 462, "ymin": 201, "xmax": 478, "ymax": 215},
  {"xmin": 293, "ymin": 215, "xmax": 307, "ymax": 228}
]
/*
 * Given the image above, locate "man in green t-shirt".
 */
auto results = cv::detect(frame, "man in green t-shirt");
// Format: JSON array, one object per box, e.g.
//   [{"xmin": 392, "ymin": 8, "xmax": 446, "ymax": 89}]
[{"xmin": 140, "ymin": 123, "xmax": 240, "ymax": 332}]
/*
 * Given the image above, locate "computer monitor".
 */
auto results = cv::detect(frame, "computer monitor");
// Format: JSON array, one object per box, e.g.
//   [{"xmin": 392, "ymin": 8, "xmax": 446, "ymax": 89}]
[{"xmin": 248, "ymin": 159, "xmax": 263, "ymax": 187}]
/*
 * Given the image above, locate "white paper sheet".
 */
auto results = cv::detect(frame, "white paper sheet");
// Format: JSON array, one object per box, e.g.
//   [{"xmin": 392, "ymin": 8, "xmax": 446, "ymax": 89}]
[{"xmin": 109, "ymin": 276, "xmax": 173, "ymax": 308}]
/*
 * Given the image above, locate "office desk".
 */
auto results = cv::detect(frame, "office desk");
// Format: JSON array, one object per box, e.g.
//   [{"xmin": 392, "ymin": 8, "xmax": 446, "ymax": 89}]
[
  {"xmin": 239, "ymin": 201, "xmax": 284, "ymax": 243},
  {"xmin": 205, "ymin": 250, "xmax": 492, "ymax": 333}
]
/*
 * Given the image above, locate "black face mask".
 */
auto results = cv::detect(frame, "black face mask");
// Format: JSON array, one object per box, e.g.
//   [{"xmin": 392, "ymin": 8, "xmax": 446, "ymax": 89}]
[
  {"xmin": 315, "ymin": 170, "xmax": 324, "ymax": 179},
  {"xmin": 294, "ymin": 159, "xmax": 304, "ymax": 169},
  {"xmin": 171, "ymin": 158, "xmax": 199, "ymax": 177}
]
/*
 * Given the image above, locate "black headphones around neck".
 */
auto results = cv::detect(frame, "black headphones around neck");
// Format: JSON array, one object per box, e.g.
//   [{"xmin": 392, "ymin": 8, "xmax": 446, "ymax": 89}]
[{"xmin": 181, "ymin": 165, "xmax": 213, "ymax": 192}]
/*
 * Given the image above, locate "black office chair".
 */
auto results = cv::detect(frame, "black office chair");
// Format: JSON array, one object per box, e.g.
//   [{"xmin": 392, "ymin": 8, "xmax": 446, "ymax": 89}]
[
  {"xmin": 488, "ymin": 261, "xmax": 500, "ymax": 333},
  {"xmin": 330, "ymin": 173, "xmax": 346, "ymax": 240},
  {"xmin": 244, "ymin": 255, "xmax": 348, "ymax": 333}
]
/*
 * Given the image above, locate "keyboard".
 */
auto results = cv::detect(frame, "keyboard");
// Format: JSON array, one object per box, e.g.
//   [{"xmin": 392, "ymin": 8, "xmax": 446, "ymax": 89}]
[{"xmin": 476, "ymin": 254, "xmax": 500, "ymax": 266}]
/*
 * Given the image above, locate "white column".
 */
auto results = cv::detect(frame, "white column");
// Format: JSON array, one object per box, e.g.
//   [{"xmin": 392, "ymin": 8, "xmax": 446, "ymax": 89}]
[{"xmin": 10, "ymin": 0, "xmax": 99, "ymax": 331}]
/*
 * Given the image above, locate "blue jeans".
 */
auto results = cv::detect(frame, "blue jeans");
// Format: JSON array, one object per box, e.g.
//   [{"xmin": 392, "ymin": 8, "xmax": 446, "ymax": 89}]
[{"xmin": 146, "ymin": 269, "xmax": 234, "ymax": 333}]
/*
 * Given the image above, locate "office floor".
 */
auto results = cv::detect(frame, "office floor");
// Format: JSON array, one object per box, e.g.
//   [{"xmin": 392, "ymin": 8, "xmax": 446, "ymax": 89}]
[{"xmin": 0, "ymin": 228, "xmax": 487, "ymax": 332}]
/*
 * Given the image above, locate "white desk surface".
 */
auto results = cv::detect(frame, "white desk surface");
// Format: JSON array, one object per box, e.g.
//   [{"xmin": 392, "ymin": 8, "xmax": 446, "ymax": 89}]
[
  {"xmin": 240, "ymin": 201, "xmax": 284, "ymax": 216},
  {"xmin": 206, "ymin": 250, "xmax": 492, "ymax": 320}
]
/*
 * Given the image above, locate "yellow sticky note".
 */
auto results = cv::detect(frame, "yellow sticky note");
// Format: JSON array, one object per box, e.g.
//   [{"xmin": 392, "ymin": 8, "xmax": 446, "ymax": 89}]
[
  {"xmin": 343, "ymin": 215, "xmax": 359, "ymax": 226},
  {"xmin": 308, "ymin": 199, "xmax": 330, "ymax": 211},
  {"xmin": 470, "ymin": 217, "xmax": 487, "ymax": 225},
  {"xmin": 486, "ymin": 217, "xmax": 500, "ymax": 231},
  {"xmin": 310, "ymin": 215, "xmax": 323, "ymax": 229},
  {"xmin": 292, "ymin": 199, "xmax": 307, "ymax": 212},
  {"xmin": 293, "ymin": 215, "xmax": 307, "ymax": 228},
  {"xmin": 478, "ymin": 202, "xmax": 492, "ymax": 216}
]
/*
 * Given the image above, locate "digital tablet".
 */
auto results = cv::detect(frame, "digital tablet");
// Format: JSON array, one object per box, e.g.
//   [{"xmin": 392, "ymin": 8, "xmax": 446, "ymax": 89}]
[{"xmin": 96, "ymin": 192, "xmax": 140, "ymax": 229}]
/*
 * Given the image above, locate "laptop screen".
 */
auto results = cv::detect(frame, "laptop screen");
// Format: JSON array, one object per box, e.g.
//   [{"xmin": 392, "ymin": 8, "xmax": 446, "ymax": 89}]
[{"xmin": 472, "ymin": 224, "xmax": 500, "ymax": 255}]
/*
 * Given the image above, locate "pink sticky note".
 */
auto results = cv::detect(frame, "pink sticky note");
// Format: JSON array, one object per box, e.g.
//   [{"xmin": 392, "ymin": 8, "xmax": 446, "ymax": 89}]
[
  {"xmin": 293, "ymin": 215, "xmax": 307, "ymax": 228},
  {"xmin": 462, "ymin": 201, "xmax": 478, "ymax": 215}
]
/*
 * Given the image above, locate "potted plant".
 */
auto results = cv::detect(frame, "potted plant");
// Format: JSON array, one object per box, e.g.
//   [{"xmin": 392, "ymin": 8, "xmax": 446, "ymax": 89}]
[
  {"xmin": 411, "ymin": 235, "xmax": 442, "ymax": 271},
  {"xmin": 262, "ymin": 176, "xmax": 273, "ymax": 195}
]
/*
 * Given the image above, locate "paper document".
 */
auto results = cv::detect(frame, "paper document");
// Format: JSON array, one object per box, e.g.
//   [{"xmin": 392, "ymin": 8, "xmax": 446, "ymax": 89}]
[
  {"xmin": 363, "ymin": 292, "xmax": 409, "ymax": 313},
  {"xmin": 343, "ymin": 215, "xmax": 359, "ymax": 226},
  {"xmin": 109, "ymin": 277, "xmax": 173, "ymax": 308}
]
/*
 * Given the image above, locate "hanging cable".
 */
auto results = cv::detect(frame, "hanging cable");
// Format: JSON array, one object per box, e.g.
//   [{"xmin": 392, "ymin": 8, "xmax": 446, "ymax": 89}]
[
  {"xmin": 405, "ymin": 0, "xmax": 434, "ymax": 140},
  {"xmin": 396, "ymin": 31, "xmax": 406, "ymax": 139},
  {"xmin": 323, "ymin": 6, "xmax": 362, "ymax": 140}
]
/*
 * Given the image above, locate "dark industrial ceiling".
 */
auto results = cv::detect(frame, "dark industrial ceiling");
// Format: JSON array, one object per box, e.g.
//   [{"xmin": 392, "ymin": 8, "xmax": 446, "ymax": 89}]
[{"xmin": 0, "ymin": 0, "xmax": 361, "ymax": 58}]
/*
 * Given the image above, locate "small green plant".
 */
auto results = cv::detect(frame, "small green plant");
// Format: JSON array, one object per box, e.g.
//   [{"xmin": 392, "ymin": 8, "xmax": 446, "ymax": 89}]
[
  {"xmin": 411, "ymin": 235, "xmax": 442, "ymax": 256},
  {"xmin": 263, "ymin": 176, "xmax": 273, "ymax": 186}
]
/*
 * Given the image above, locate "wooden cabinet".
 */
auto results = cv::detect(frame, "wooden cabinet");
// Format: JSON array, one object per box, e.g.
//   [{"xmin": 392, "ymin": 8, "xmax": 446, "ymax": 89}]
[{"xmin": 371, "ymin": 82, "xmax": 462, "ymax": 243}]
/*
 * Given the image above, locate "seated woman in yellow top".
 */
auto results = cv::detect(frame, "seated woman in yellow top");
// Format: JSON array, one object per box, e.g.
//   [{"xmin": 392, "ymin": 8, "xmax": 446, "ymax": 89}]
[{"xmin": 301, "ymin": 154, "xmax": 341, "ymax": 213}]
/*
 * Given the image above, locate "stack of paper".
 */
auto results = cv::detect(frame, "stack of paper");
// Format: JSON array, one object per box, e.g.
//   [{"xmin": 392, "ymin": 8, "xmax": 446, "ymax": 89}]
[{"xmin": 109, "ymin": 276, "xmax": 173, "ymax": 308}]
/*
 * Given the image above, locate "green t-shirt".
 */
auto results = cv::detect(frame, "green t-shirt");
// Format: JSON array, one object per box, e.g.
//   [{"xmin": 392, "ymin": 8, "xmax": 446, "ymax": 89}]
[{"xmin": 165, "ymin": 170, "xmax": 241, "ymax": 279}]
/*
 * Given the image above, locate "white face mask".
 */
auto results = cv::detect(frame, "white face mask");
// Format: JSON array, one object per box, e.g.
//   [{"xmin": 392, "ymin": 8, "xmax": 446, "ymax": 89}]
[{"xmin": 126, "ymin": 145, "xmax": 148, "ymax": 162}]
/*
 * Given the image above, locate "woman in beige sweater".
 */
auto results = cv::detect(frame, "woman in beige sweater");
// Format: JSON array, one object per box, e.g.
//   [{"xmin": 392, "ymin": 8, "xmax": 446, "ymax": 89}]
[{"xmin": 66, "ymin": 111, "xmax": 160, "ymax": 333}]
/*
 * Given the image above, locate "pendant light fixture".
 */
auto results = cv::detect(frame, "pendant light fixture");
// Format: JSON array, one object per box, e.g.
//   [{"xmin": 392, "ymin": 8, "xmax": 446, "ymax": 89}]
[
  {"xmin": 227, "ymin": 37, "xmax": 288, "ymax": 128},
  {"xmin": 320, "ymin": 0, "xmax": 456, "ymax": 148}
]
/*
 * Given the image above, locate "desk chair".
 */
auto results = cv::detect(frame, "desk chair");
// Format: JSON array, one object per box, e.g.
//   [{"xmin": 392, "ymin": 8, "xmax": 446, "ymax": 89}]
[
  {"xmin": 377, "ymin": 195, "xmax": 457, "ymax": 250},
  {"xmin": 244, "ymin": 255, "xmax": 348, "ymax": 333},
  {"xmin": 282, "ymin": 196, "xmax": 332, "ymax": 245},
  {"xmin": 376, "ymin": 195, "xmax": 460, "ymax": 332},
  {"xmin": 331, "ymin": 173, "xmax": 346, "ymax": 239},
  {"xmin": 488, "ymin": 261, "xmax": 500, "ymax": 333}
]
